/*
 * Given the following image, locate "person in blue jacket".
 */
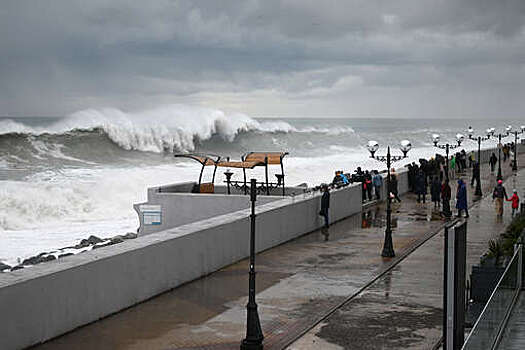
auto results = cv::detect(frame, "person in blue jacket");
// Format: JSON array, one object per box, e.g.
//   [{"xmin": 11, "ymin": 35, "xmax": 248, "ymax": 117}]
[{"xmin": 456, "ymin": 179, "xmax": 469, "ymax": 218}]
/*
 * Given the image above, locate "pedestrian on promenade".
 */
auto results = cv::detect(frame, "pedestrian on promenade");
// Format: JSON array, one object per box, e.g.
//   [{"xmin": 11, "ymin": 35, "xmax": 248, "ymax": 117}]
[
  {"xmin": 493, "ymin": 180, "xmax": 508, "ymax": 217},
  {"xmin": 506, "ymin": 189, "xmax": 520, "ymax": 217},
  {"xmin": 471, "ymin": 161, "xmax": 480, "ymax": 188},
  {"xmin": 389, "ymin": 173, "xmax": 401, "ymax": 203},
  {"xmin": 365, "ymin": 170, "xmax": 373, "ymax": 201},
  {"xmin": 431, "ymin": 176, "xmax": 441, "ymax": 209},
  {"xmin": 469, "ymin": 151, "xmax": 475, "ymax": 168},
  {"xmin": 456, "ymin": 179, "xmax": 469, "ymax": 218},
  {"xmin": 372, "ymin": 170, "xmax": 383, "ymax": 200},
  {"xmin": 415, "ymin": 170, "xmax": 427, "ymax": 203},
  {"xmin": 450, "ymin": 155, "xmax": 456, "ymax": 179},
  {"xmin": 441, "ymin": 178, "xmax": 452, "ymax": 218},
  {"xmin": 319, "ymin": 184, "xmax": 330, "ymax": 228},
  {"xmin": 490, "ymin": 153, "xmax": 498, "ymax": 173}
]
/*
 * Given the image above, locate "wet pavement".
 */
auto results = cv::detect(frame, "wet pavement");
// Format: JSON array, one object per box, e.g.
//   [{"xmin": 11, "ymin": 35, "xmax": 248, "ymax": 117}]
[{"xmin": 32, "ymin": 156, "xmax": 525, "ymax": 350}]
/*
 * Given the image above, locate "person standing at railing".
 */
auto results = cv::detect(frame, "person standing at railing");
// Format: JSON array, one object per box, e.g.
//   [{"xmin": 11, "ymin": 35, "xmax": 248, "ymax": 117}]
[
  {"xmin": 441, "ymin": 178, "xmax": 452, "ymax": 218},
  {"xmin": 319, "ymin": 184, "xmax": 330, "ymax": 228},
  {"xmin": 372, "ymin": 170, "xmax": 383, "ymax": 200}
]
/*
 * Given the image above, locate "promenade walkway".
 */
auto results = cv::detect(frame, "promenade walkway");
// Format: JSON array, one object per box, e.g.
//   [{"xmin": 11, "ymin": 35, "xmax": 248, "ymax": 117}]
[
  {"xmin": 32, "ymin": 155, "xmax": 524, "ymax": 350},
  {"xmin": 498, "ymin": 294, "xmax": 525, "ymax": 349}
]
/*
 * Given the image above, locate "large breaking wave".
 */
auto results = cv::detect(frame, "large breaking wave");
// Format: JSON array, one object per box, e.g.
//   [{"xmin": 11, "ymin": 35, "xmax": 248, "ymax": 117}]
[{"xmin": 0, "ymin": 105, "xmax": 354, "ymax": 154}]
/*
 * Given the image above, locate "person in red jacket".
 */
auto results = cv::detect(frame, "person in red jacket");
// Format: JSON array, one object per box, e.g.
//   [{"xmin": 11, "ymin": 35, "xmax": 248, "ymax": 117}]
[{"xmin": 506, "ymin": 189, "xmax": 520, "ymax": 217}]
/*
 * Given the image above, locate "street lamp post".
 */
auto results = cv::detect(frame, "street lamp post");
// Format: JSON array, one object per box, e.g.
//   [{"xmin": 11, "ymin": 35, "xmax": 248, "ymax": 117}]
[
  {"xmin": 497, "ymin": 133, "xmax": 503, "ymax": 181},
  {"xmin": 513, "ymin": 131, "xmax": 519, "ymax": 171},
  {"xmin": 224, "ymin": 170, "xmax": 234, "ymax": 194},
  {"xmin": 432, "ymin": 134, "xmax": 463, "ymax": 180},
  {"xmin": 511, "ymin": 126, "xmax": 525, "ymax": 172},
  {"xmin": 367, "ymin": 140, "xmax": 411, "ymax": 258},
  {"xmin": 240, "ymin": 179, "xmax": 264, "ymax": 350}
]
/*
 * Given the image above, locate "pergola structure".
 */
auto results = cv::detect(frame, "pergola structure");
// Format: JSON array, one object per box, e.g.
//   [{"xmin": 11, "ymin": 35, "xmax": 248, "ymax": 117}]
[{"xmin": 174, "ymin": 152, "xmax": 288, "ymax": 195}]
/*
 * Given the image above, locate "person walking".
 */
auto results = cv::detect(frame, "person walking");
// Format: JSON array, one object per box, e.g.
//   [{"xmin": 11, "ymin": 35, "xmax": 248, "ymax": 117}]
[
  {"xmin": 506, "ymin": 189, "xmax": 520, "ymax": 217},
  {"xmin": 431, "ymin": 176, "xmax": 441, "ymax": 209},
  {"xmin": 456, "ymin": 179, "xmax": 469, "ymax": 218},
  {"xmin": 415, "ymin": 170, "xmax": 427, "ymax": 203},
  {"xmin": 471, "ymin": 161, "xmax": 480, "ymax": 188},
  {"xmin": 389, "ymin": 174, "xmax": 401, "ymax": 203},
  {"xmin": 372, "ymin": 170, "xmax": 383, "ymax": 200},
  {"xmin": 489, "ymin": 153, "xmax": 498, "ymax": 173},
  {"xmin": 441, "ymin": 178, "xmax": 452, "ymax": 218},
  {"xmin": 493, "ymin": 180, "xmax": 508, "ymax": 216},
  {"xmin": 319, "ymin": 185, "xmax": 330, "ymax": 228}
]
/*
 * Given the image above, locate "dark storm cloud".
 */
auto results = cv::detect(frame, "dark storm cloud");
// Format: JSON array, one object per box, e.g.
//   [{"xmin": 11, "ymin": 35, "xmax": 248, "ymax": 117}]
[{"xmin": 1, "ymin": 0, "xmax": 524, "ymax": 116}]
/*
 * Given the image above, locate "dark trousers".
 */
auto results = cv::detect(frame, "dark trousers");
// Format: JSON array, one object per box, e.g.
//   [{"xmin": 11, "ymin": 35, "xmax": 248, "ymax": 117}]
[
  {"xmin": 490, "ymin": 163, "xmax": 495, "ymax": 172},
  {"xmin": 471, "ymin": 175, "xmax": 479, "ymax": 187},
  {"xmin": 367, "ymin": 187, "xmax": 373, "ymax": 201},
  {"xmin": 374, "ymin": 185, "xmax": 381, "ymax": 200},
  {"xmin": 442, "ymin": 200, "xmax": 451, "ymax": 217},
  {"xmin": 457, "ymin": 208, "xmax": 469, "ymax": 217},
  {"xmin": 392, "ymin": 192, "xmax": 401, "ymax": 202},
  {"xmin": 418, "ymin": 193, "xmax": 426, "ymax": 203},
  {"xmin": 322, "ymin": 213, "xmax": 329, "ymax": 228}
]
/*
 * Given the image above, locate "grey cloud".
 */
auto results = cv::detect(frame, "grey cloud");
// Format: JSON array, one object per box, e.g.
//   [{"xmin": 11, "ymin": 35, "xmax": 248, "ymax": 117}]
[{"xmin": 0, "ymin": 0, "xmax": 525, "ymax": 117}]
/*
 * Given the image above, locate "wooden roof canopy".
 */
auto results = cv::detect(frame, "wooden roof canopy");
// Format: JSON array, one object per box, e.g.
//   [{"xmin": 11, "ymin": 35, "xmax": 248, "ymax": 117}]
[{"xmin": 174, "ymin": 152, "xmax": 289, "ymax": 195}]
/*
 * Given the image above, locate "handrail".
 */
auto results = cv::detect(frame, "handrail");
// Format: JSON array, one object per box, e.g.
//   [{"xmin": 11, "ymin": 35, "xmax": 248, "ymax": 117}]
[{"xmin": 462, "ymin": 244, "xmax": 522, "ymax": 349}]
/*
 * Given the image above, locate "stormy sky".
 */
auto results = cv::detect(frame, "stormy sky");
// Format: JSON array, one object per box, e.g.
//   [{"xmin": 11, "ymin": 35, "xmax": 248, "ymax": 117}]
[{"xmin": 1, "ymin": 0, "xmax": 525, "ymax": 118}]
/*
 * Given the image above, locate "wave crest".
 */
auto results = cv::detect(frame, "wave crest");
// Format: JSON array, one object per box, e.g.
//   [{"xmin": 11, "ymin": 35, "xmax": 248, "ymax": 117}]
[{"xmin": 0, "ymin": 105, "xmax": 355, "ymax": 153}]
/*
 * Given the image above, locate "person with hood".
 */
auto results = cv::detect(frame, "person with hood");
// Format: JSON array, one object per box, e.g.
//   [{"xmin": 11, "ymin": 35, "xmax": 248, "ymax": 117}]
[
  {"xmin": 319, "ymin": 184, "xmax": 330, "ymax": 228},
  {"xmin": 506, "ymin": 189, "xmax": 520, "ymax": 217},
  {"xmin": 493, "ymin": 179, "xmax": 508, "ymax": 216},
  {"xmin": 489, "ymin": 153, "xmax": 498, "ymax": 173},
  {"xmin": 431, "ymin": 176, "xmax": 441, "ymax": 209},
  {"xmin": 441, "ymin": 178, "xmax": 452, "ymax": 217},
  {"xmin": 456, "ymin": 179, "xmax": 469, "ymax": 218},
  {"xmin": 415, "ymin": 170, "xmax": 427, "ymax": 203}
]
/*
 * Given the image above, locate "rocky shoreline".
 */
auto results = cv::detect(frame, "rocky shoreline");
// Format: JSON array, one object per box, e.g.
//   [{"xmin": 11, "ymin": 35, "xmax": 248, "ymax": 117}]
[{"xmin": 0, "ymin": 232, "xmax": 137, "ymax": 273}]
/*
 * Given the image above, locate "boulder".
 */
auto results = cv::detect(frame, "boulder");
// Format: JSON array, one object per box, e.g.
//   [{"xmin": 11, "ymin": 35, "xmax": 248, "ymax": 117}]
[
  {"xmin": 110, "ymin": 236, "xmax": 124, "ymax": 244},
  {"xmin": 11, "ymin": 265, "xmax": 24, "ymax": 271},
  {"xmin": 92, "ymin": 241, "xmax": 113, "ymax": 250},
  {"xmin": 0, "ymin": 262, "xmax": 11, "ymax": 272},
  {"xmin": 75, "ymin": 235, "xmax": 104, "ymax": 249},
  {"xmin": 58, "ymin": 253, "xmax": 74, "ymax": 259},
  {"xmin": 123, "ymin": 232, "xmax": 138, "ymax": 240},
  {"xmin": 22, "ymin": 254, "xmax": 57, "ymax": 265}
]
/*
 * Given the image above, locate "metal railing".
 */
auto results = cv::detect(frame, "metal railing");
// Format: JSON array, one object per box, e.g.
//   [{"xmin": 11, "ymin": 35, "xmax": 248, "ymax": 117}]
[{"xmin": 462, "ymin": 244, "xmax": 523, "ymax": 349}]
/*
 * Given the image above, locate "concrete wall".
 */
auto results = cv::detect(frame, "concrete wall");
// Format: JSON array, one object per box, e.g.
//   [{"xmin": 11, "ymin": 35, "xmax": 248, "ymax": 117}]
[{"xmin": 135, "ymin": 189, "xmax": 280, "ymax": 235}]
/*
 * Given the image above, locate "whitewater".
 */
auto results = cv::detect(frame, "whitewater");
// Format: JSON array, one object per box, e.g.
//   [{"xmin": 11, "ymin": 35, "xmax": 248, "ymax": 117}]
[{"xmin": 0, "ymin": 104, "xmax": 519, "ymax": 266}]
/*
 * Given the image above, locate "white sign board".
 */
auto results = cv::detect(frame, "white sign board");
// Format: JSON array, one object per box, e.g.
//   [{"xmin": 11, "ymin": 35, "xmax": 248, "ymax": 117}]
[{"xmin": 140, "ymin": 205, "xmax": 162, "ymax": 225}]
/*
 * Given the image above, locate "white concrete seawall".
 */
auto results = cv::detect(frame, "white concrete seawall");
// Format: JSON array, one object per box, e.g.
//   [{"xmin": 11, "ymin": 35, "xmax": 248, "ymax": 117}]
[{"xmin": 0, "ymin": 144, "xmax": 518, "ymax": 349}]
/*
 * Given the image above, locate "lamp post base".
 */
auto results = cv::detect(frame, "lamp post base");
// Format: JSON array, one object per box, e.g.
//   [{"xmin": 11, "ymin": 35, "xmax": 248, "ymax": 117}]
[
  {"xmin": 381, "ymin": 229, "xmax": 395, "ymax": 258},
  {"xmin": 241, "ymin": 302, "xmax": 264, "ymax": 350}
]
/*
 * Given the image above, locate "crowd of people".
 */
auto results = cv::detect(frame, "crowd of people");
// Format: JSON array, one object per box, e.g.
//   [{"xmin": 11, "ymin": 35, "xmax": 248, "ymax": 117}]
[{"xmin": 319, "ymin": 142, "xmax": 521, "ymax": 228}]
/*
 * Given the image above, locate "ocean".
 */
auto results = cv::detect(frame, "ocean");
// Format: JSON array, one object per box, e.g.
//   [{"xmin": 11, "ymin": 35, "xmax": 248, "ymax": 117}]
[{"xmin": 0, "ymin": 104, "xmax": 520, "ymax": 265}]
